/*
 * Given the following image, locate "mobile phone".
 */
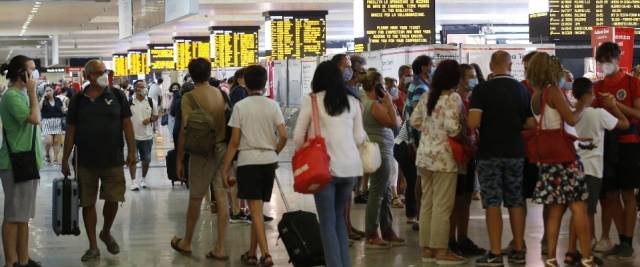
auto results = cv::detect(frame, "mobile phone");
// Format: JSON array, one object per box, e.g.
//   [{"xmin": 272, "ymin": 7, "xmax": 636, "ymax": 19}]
[{"xmin": 375, "ymin": 84, "xmax": 385, "ymax": 99}]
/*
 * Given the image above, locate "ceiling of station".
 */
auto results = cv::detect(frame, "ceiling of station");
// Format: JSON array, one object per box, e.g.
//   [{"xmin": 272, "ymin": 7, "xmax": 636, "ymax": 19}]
[{"xmin": 0, "ymin": 0, "xmax": 530, "ymax": 62}]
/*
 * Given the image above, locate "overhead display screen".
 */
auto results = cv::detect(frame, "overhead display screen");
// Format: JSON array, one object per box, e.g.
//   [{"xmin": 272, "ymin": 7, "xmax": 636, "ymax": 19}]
[
  {"xmin": 548, "ymin": 0, "xmax": 640, "ymax": 41},
  {"xmin": 266, "ymin": 11, "xmax": 327, "ymax": 60},
  {"xmin": 113, "ymin": 54, "xmax": 128, "ymax": 77},
  {"xmin": 148, "ymin": 44, "xmax": 175, "ymax": 70},
  {"xmin": 529, "ymin": 12, "xmax": 550, "ymax": 43},
  {"xmin": 354, "ymin": 37, "xmax": 368, "ymax": 53},
  {"xmin": 127, "ymin": 50, "xmax": 150, "ymax": 75},
  {"xmin": 363, "ymin": 0, "xmax": 436, "ymax": 50},
  {"xmin": 173, "ymin": 36, "xmax": 211, "ymax": 70},
  {"xmin": 210, "ymin": 26, "xmax": 259, "ymax": 68}
]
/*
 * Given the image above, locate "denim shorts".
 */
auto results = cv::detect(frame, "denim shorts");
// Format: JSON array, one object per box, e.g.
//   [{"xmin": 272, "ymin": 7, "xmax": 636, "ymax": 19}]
[
  {"xmin": 477, "ymin": 158, "xmax": 525, "ymax": 209},
  {"xmin": 136, "ymin": 139, "xmax": 153, "ymax": 164}
]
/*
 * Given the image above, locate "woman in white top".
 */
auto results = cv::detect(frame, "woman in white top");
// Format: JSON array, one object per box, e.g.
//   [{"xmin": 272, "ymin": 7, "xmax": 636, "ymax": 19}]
[
  {"xmin": 293, "ymin": 61, "xmax": 366, "ymax": 267},
  {"xmin": 527, "ymin": 53, "xmax": 594, "ymax": 267}
]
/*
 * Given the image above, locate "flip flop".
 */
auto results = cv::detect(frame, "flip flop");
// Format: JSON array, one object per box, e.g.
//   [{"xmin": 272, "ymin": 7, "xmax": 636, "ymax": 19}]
[
  {"xmin": 205, "ymin": 251, "xmax": 229, "ymax": 261},
  {"xmin": 170, "ymin": 237, "xmax": 192, "ymax": 256}
]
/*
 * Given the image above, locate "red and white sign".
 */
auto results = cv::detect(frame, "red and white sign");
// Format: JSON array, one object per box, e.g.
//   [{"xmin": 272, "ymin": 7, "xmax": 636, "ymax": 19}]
[{"xmin": 591, "ymin": 26, "xmax": 635, "ymax": 75}]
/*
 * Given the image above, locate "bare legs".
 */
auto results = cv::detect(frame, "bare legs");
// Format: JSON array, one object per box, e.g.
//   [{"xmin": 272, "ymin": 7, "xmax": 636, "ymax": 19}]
[
  {"xmin": 2, "ymin": 222, "xmax": 31, "ymax": 266},
  {"xmin": 546, "ymin": 203, "xmax": 592, "ymax": 260},
  {"xmin": 247, "ymin": 200, "xmax": 269, "ymax": 257},
  {"xmin": 176, "ymin": 192, "xmax": 228, "ymax": 256}
]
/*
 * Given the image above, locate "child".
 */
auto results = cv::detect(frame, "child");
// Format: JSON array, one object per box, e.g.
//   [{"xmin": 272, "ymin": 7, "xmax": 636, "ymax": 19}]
[
  {"xmin": 564, "ymin": 77, "xmax": 629, "ymax": 265},
  {"xmin": 221, "ymin": 65, "xmax": 288, "ymax": 267}
]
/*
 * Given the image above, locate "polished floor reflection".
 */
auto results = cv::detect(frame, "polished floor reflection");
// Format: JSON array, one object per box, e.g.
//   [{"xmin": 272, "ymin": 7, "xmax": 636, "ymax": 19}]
[{"xmin": 2, "ymin": 132, "xmax": 640, "ymax": 267}]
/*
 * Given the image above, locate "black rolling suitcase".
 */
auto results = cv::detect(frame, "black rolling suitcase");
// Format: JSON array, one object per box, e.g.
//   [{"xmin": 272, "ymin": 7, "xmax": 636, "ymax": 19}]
[
  {"xmin": 275, "ymin": 175, "xmax": 325, "ymax": 267},
  {"xmin": 52, "ymin": 152, "xmax": 81, "ymax": 236},
  {"xmin": 165, "ymin": 149, "xmax": 188, "ymax": 187}
]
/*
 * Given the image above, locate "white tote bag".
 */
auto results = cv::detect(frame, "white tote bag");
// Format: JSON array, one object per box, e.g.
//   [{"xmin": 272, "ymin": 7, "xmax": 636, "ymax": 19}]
[{"xmin": 359, "ymin": 137, "xmax": 381, "ymax": 174}]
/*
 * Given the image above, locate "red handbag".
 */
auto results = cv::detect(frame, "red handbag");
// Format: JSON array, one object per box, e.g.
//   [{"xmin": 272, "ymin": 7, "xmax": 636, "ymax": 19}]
[
  {"xmin": 448, "ymin": 137, "xmax": 474, "ymax": 165},
  {"xmin": 522, "ymin": 88, "xmax": 577, "ymax": 164},
  {"xmin": 292, "ymin": 94, "xmax": 332, "ymax": 194}
]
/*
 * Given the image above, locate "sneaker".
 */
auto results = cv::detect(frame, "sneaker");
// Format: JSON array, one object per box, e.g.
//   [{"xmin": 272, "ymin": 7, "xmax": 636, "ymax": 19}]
[
  {"xmin": 140, "ymin": 178, "xmax": 147, "ymax": 188},
  {"xmin": 457, "ymin": 237, "xmax": 486, "ymax": 256},
  {"xmin": 476, "ymin": 253, "xmax": 504, "ymax": 267},
  {"xmin": 130, "ymin": 182, "xmax": 139, "ymax": 191},
  {"xmin": 16, "ymin": 259, "xmax": 41, "ymax": 267},
  {"xmin": 604, "ymin": 244, "xmax": 624, "ymax": 258},
  {"xmin": 616, "ymin": 242, "xmax": 634, "ymax": 260},
  {"xmin": 383, "ymin": 235, "xmax": 406, "ymax": 247},
  {"xmin": 365, "ymin": 238, "xmax": 392, "ymax": 249},
  {"xmin": 81, "ymin": 248, "xmax": 100, "ymax": 262},
  {"xmin": 229, "ymin": 213, "xmax": 251, "ymax": 224},
  {"xmin": 435, "ymin": 251, "xmax": 466, "ymax": 265},
  {"xmin": 508, "ymin": 250, "xmax": 526, "ymax": 264},
  {"xmin": 593, "ymin": 238, "xmax": 614, "ymax": 252},
  {"xmin": 448, "ymin": 240, "xmax": 462, "ymax": 255}
]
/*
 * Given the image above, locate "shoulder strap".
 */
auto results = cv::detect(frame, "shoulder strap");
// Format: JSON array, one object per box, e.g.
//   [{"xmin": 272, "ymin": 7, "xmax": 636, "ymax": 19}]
[
  {"xmin": 147, "ymin": 97, "xmax": 154, "ymax": 111},
  {"xmin": 310, "ymin": 93, "xmax": 321, "ymax": 138},
  {"xmin": 2, "ymin": 124, "xmax": 36, "ymax": 154},
  {"xmin": 185, "ymin": 93, "xmax": 201, "ymax": 111}
]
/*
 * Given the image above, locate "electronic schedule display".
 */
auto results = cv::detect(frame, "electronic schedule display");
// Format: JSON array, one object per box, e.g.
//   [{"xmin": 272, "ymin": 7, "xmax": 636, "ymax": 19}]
[
  {"xmin": 173, "ymin": 36, "xmax": 211, "ymax": 70},
  {"xmin": 148, "ymin": 44, "xmax": 175, "ymax": 70},
  {"xmin": 363, "ymin": 0, "xmax": 436, "ymax": 50},
  {"xmin": 210, "ymin": 26, "xmax": 259, "ymax": 68},
  {"xmin": 265, "ymin": 11, "xmax": 327, "ymax": 60},
  {"xmin": 127, "ymin": 50, "xmax": 150, "ymax": 75},
  {"xmin": 113, "ymin": 54, "xmax": 128, "ymax": 77},
  {"xmin": 548, "ymin": 0, "xmax": 640, "ymax": 41}
]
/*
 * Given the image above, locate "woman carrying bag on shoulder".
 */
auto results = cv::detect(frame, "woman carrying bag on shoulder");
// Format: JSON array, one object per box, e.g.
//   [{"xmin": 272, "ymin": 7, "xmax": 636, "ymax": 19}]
[
  {"xmin": 293, "ymin": 61, "xmax": 366, "ymax": 267},
  {"xmin": 0, "ymin": 55, "xmax": 43, "ymax": 267}
]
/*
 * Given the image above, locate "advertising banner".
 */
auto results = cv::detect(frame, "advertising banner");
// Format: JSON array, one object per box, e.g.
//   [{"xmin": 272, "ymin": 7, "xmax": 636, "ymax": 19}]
[{"xmin": 591, "ymin": 26, "xmax": 635, "ymax": 75}]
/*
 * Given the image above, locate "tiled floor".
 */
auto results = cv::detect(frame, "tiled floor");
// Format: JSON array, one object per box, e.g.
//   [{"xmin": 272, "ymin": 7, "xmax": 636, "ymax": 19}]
[{"xmin": 2, "ymin": 130, "xmax": 640, "ymax": 267}]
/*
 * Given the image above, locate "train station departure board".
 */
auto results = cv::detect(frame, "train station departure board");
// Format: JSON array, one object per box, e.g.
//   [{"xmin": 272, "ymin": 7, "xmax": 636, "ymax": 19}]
[
  {"xmin": 127, "ymin": 50, "xmax": 149, "ymax": 75},
  {"xmin": 265, "ymin": 11, "xmax": 327, "ymax": 60},
  {"xmin": 173, "ymin": 36, "xmax": 211, "ymax": 70},
  {"xmin": 548, "ymin": 0, "xmax": 640, "ymax": 41},
  {"xmin": 363, "ymin": 0, "xmax": 436, "ymax": 50},
  {"xmin": 113, "ymin": 54, "xmax": 128, "ymax": 77},
  {"xmin": 210, "ymin": 26, "xmax": 259, "ymax": 68},
  {"xmin": 148, "ymin": 44, "xmax": 175, "ymax": 70}
]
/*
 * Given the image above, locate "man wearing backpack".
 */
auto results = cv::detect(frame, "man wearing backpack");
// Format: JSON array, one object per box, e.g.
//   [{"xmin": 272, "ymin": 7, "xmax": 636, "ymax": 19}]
[
  {"xmin": 129, "ymin": 80, "xmax": 158, "ymax": 191},
  {"xmin": 170, "ymin": 58, "xmax": 230, "ymax": 260}
]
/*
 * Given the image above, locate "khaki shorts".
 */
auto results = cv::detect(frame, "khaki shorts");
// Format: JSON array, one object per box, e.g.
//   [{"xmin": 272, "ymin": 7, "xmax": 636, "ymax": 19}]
[
  {"xmin": 78, "ymin": 166, "xmax": 126, "ymax": 207},
  {"xmin": 189, "ymin": 143, "xmax": 227, "ymax": 198}
]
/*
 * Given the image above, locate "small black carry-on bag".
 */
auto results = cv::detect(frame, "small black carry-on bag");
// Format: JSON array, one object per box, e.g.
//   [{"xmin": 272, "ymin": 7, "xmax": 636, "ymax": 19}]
[
  {"xmin": 52, "ymin": 150, "xmax": 81, "ymax": 236},
  {"xmin": 275, "ymin": 175, "xmax": 325, "ymax": 267}
]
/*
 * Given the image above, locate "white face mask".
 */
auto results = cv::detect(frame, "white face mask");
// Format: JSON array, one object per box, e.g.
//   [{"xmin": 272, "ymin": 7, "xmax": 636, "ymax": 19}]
[
  {"xmin": 31, "ymin": 69, "xmax": 40, "ymax": 81},
  {"xmin": 404, "ymin": 76, "xmax": 413, "ymax": 85},
  {"xmin": 96, "ymin": 73, "xmax": 109, "ymax": 88},
  {"xmin": 601, "ymin": 62, "xmax": 618, "ymax": 76}
]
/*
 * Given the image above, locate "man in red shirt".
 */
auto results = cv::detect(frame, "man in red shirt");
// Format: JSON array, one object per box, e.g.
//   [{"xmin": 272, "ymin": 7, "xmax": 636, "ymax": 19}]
[
  {"xmin": 395, "ymin": 65, "xmax": 412, "ymax": 114},
  {"xmin": 593, "ymin": 42, "xmax": 640, "ymax": 259}
]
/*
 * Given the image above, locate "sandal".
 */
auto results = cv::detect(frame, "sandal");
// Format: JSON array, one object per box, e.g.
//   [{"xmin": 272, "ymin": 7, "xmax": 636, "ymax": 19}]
[
  {"xmin": 241, "ymin": 251, "xmax": 258, "ymax": 266},
  {"xmin": 581, "ymin": 256, "xmax": 597, "ymax": 267},
  {"xmin": 564, "ymin": 251, "xmax": 581, "ymax": 266},
  {"xmin": 259, "ymin": 254, "xmax": 274, "ymax": 267},
  {"xmin": 545, "ymin": 258, "xmax": 559, "ymax": 267},
  {"xmin": 205, "ymin": 251, "xmax": 229, "ymax": 261},
  {"xmin": 170, "ymin": 237, "xmax": 192, "ymax": 256}
]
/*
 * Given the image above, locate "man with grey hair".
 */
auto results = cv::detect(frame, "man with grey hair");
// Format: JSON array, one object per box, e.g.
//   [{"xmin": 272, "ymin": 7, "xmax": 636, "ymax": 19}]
[
  {"xmin": 62, "ymin": 59, "xmax": 136, "ymax": 262},
  {"xmin": 346, "ymin": 55, "xmax": 367, "ymax": 98}
]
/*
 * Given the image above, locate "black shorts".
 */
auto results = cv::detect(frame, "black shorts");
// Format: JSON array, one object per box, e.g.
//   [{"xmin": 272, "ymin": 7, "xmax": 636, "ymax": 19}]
[
  {"xmin": 603, "ymin": 143, "xmax": 640, "ymax": 192},
  {"xmin": 456, "ymin": 161, "xmax": 476, "ymax": 195},
  {"xmin": 522, "ymin": 160, "xmax": 539, "ymax": 199},
  {"xmin": 237, "ymin": 163, "xmax": 277, "ymax": 202}
]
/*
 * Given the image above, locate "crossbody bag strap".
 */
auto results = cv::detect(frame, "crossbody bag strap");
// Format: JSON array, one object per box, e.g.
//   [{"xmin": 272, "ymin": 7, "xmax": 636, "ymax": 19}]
[
  {"xmin": 2, "ymin": 128, "xmax": 12, "ymax": 154},
  {"xmin": 1, "ymin": 124, "xmax": 36, "ymax": 154},
  {"xmin": 185, "ymin": 93, "xmax": 201, "ymax": 111},
  {"xmin": 30, "ymin": 124, "xmax": 36, "ymax": 153},
  {"xmin": 310, "ymin": 93, "xmax": 322, "ymax": 138}
]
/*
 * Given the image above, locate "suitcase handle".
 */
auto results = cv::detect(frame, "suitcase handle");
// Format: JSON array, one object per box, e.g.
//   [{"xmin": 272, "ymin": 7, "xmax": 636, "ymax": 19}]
[{"xmin": 274, "ymin": 174, "xmax": 290, "ymax": 212}]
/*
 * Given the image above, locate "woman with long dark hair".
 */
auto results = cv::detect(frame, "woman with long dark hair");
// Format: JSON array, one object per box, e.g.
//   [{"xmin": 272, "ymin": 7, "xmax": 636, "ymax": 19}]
[
  {"xmin": 0, "ymin": 55, "xmax": 43, "ymax": 267},
  {"xmin": 40, "ymin": 85, "xmax": 66, "ymax": 165},
  {"xmin": 293, "ymin": 61, "xmax": 366, "ymax": 267},
  {"xmin": 410, "ymin": 59, "xmax": 466, "ymax": 264}
]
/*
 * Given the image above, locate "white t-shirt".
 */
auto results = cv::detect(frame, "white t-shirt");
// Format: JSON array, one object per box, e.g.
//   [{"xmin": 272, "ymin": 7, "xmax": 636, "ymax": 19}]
[
  {"xmin": 148, "ymin": 83, "xmax": 161, "ymax": 102},
  {"xmin": 130, "ymin": 96, "xmax": 158, "ymax": 141},
  {"xmin": 574, "ymin": 107, "xmax": 618, "ymax": 178},
  {"xmin": 228, "ymin": 96, "xmax": 285, "ymax": 166}
]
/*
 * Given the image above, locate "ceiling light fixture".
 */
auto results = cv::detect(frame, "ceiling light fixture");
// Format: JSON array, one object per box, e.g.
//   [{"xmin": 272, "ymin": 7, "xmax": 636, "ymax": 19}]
[{"xmin": 20, "ymin": 2, "xmax": 40, "ymax": 37}]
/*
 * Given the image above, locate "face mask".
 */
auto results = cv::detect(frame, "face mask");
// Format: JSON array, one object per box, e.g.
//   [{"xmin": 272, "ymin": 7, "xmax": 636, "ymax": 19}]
[
  {"xmin": 343, "ymin": 67, "xmax": 353, "ymax": 81},
  {"xmin": 467, "ymin": 78, "xmax": 479, "ymax": 90},
  {"xmin": 404, "ymin": 76, "xmax": 413, "ymax": 85},
  {"xmin": 31, "ymin": 69, "xmax": 40, "ymax": 81},
  {"xmin": 558, "ymin": 78, "xmax": 566, "ymax": 89},
  {"xmin": 601, "ymin": 62, "xmax": 618, "ymax": 75},
  {"xmin": 389, "ymin": 87, "xmax": 399, "ymax": 97},
  {"xmin": 429, "ymin": 68, "xmax": 436, "ymax": 79},
  {"xmin": 96, "ymin": 73, "xmax": 109, "ymax": 88},
  {"xmin": 138, "ymin": 88, "xmax": 148, "ymax": 96}
]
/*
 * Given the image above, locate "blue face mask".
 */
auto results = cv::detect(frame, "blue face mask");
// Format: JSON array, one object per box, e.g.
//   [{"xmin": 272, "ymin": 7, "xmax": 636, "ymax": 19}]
[
  {"xmin": 389, "ymin": 87, "xmax": 399, "ymax": 97},
  {"xmin": 559, "ymin": 78, "xmax": 566, "ymax": 89},
  {"xmin": 467, "ymin": 78, "xmax": 479, "ymax": 90},
  {"xmin": 343, "ymin": 68, "xmax": 353, "ymax": 81}
]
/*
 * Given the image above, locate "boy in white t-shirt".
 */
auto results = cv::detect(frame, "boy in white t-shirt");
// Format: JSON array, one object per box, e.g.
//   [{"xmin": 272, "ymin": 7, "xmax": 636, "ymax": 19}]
[{"xmin": 564, "ymin": 77, "xmax": 629, "ymax": 265}]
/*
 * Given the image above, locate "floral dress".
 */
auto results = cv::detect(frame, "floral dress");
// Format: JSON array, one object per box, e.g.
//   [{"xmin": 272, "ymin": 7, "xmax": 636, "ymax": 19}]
[{"xmin": 532, "ymin": 103, "xmax": 588, "ymax": 204}]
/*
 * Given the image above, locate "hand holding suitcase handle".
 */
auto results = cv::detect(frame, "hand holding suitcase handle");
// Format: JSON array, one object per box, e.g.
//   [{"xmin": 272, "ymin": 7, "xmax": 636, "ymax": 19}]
[{"xmin": 61, "ymin": 148, "xmax": 78, "ymax": 180}]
